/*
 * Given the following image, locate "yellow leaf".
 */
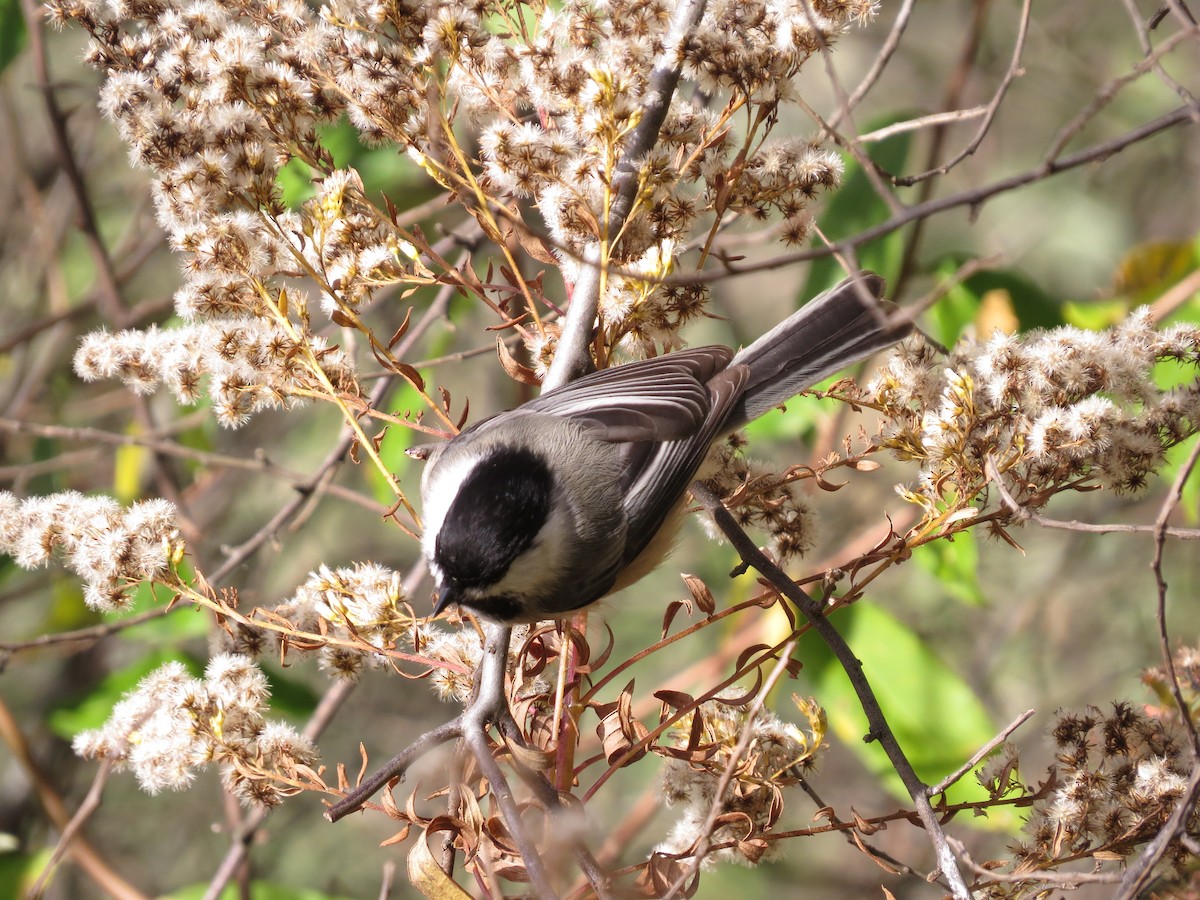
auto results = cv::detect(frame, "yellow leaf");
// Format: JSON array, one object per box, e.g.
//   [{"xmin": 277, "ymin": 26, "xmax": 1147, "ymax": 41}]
[
  {"xmin": 114, "ymin": 429, "xmax": 149, "ymax": 503},
  {"xmin": 408, "ymin": 829, "xmax": 472, "ymax": 900}
]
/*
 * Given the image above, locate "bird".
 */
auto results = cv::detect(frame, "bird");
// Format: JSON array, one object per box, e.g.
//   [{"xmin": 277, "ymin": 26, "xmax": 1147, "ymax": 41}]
[{"xmin": 415, "ymin": 273, "xmax": 910, "ymax": 624}]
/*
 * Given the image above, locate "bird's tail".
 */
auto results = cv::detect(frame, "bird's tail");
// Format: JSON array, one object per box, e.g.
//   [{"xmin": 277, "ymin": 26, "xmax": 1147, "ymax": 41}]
[{"xmin": 724, "ymin": 273, "xmax": 910, "ymax": 430}]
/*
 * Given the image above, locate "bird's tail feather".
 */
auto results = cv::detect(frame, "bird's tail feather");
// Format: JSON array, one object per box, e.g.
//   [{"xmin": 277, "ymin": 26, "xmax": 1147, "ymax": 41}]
[{"xmin": 724, "ymin": 273, "xmax": 910, "ymax": 430}]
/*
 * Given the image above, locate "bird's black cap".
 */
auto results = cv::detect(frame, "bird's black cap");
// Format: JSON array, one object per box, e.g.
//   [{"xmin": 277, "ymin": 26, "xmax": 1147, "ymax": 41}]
[{"xmin": 432, "ymin": 445, "xmax": 554, "ymax": 598}]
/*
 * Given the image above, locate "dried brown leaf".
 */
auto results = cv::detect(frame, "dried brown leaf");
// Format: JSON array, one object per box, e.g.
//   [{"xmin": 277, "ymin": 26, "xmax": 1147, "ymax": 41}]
[
  {"xmin": 496, "ymin": 337, "xmax": 541, "ymax": 386},
  {"xmin": 408, "ymin": 826, "xmax": 472, "ymax": 899},
  {"xmin": 681, "ymin": 573, "xmax": 717, "ymax": 615}
]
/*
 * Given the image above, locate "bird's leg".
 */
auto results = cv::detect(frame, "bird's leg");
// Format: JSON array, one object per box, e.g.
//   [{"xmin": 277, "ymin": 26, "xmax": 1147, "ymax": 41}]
[{"xmin": 323, "ymin": 622, "xmax": 514, "ymax": 824}]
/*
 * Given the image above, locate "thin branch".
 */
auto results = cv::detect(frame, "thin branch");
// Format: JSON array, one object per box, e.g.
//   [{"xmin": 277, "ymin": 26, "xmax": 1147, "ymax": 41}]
[
  {"xmin": 857, "ymin": 106, "xmax": 990, "ymax": 144},
  {"xmin": 544, "ymin": 0, "xmax": 708, "ymax": 390},
  {"xmin": 987, "ymin": 456, "xmax": 1200, "ymax": 541},
  {"xmin": 201, "ymin": 680, "xmax": 358, "ymax": 900},
  {"xmin": 830, "ymin": 0, "xmax": 916, "ymax": 128},
  {"xmin": 892, "ymin": 0, "xmax": 1033, "ymax": 187},
  {"xmin": 1119, "ymin": 0, "xmax": 1199, "ymax": 111},
  {"xmin": 19, "ymin": 0, "xmax": 126, "ymax": 326},
  {"xmin": 687, "ymin": 104, "xmax": 1198, "ymax": 285},
  {"xmin": 0, "ymin": 697, "xmax": 147, "ymax": 900},
  {"xmin": 0, "ymin": 418, "xmax": 387, "ymax": 513},
  {"xmin": 930, "ymin": 709, "xmax": 1034, "ymax": 796},
  {"xmin": 947, "ymin": 836, "xmax": 1122, "ymax": 887},
  {"xmin": 29, "ymin": 760, "xmax": 114, "ymax": 900},
  {"xmin": 689, "ymin": 481, "xmax": 971, "ymax": 899},
  {"xmin": 1113, "ymin": 437, "xmax": 1200, "ymax": 899},
  {"xmin": 1043, "ymin": 22, "xmax": 1200, "ymax": 162}
]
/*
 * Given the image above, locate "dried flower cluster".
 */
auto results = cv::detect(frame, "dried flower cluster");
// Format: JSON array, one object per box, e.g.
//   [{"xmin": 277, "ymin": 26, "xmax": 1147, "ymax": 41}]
[
  {"xmin": 871, "ymin": 311, "xmax": 1200, "ymax": 525},
  {"xmin": 272, "ymin": 562, "xmax": 414, "ymax": 680},
  {"xmin": 701, "ymin": 434, "xmax": 819, "ymax": 563},
  {"xmin": 47, "ymin": 0, "xmax": 396, "ymax": 426},
  {"xmin": 479, "ymin": 0, "xmax": 863, "ymax": 356},
  {"xmin": 0, "ymin": 491, "xmax": 178, "ymax": 611},
  {"xmin": 75, "ymin": 654, "xmax": 317, "ymax": 806},
  {"xmin": 419, "ymin": 627, "xmax": 485, "ymax": 703},
  {"xmin": 980, "ymin": 701, "xmax": 1191, "ymax": 893},
  {"xmin": 970, "ymin": 642, "xmax": 1200, "ymax": 897},
  {"xmin": 656, "ymin": 692, "xmax": 826, "ymax": 868},
  {"xmin": 49, "ymin": 0, "xmax": 877, "ymax": 427},
  {"xmin": 74, "ymin": 320, "xmax": 355, "ymax": 426}
]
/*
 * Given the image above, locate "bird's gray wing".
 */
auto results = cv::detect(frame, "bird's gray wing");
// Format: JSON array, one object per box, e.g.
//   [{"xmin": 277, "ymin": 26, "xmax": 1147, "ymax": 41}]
[
  {"xmin": 617, "ymin": 365, "xmax": 749, "ymax": 563},
  {"xmin": 526, "ymin": 347, "xmax": 749, "ymax": 566},
  {"xmin": 520, "ymin": 346, "xmax": 735, "ymax": 442}
]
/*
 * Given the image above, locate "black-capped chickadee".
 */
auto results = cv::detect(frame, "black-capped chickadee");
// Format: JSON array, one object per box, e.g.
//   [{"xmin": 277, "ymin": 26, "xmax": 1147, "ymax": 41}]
[{"xmin": 417, "ymin": 274, "xmax": 910, "ymax": 624}]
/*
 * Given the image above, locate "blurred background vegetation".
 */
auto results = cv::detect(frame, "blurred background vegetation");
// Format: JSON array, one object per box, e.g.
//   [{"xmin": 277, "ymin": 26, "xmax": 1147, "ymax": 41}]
[{"xmin": 1, "ymin": 0, "xmax": 1199, "ymax": 897}]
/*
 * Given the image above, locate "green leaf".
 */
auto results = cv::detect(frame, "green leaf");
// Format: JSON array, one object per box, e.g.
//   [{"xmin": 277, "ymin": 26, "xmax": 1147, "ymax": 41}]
[
  {"xmin": 796, "ymin": 602, "xmax": 1020, "ymax": 830},
  {"xmin": 802, "ymin": 112, "xmax": 914, "ymax": 301},
  {"xmin": 741, "ymin": 373, "xmax": 844, "ymax": 444},
  {"xmin": 0, "ymin": 0, "xmax": 27, "ymax": 74},
  {"xmin": 1062, "ymin": 298, "xmax": 1129, "ymax": 331},
  {"xmin": 0, "ymin": 849, "xmax": 51, "ymax": 900},
  {"xmin": 47, "ymin": 649, "xmax": 202, "ymax": 739},
  {"xmin": 115, "ymin": 563, "xmax": 211, "ymax": 643},
  {"xmin": 260, "ymin": 663, "xmax": 320, "ymax": 721},
  {"xmin": 930, "ymin": 256, "xmax": 1066, "ymax": 345},
  {"xmin": 912, "ymin": 530, "xmax": 986, "ymax": 607}
]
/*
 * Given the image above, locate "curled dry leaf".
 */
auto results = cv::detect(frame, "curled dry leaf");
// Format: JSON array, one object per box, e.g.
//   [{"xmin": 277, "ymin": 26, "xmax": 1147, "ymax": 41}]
[
  {"xmin": 408, "ymin": 823, "xmax": 472, "ymax": 900},
  {"xmin": 502, "ymin": 734, "xmax": 555, "ymax": 772},
  {"xmin": 594, "ymin": 680, "xmax": 650, "ymax": 766},
  {"xmin": 636, "ymin": 852, "xmax": 699, "ymax": 899},
  {"xmin": 681, "ymin": 573, "xmax": 717, "ymax": 615},
  {"xmin": 496, "ymin": 336, "xmax": 542, "ymax": 386},
  {"xmin": 850, "ymin": 828, "xmax": 902, "ymax": 874}
]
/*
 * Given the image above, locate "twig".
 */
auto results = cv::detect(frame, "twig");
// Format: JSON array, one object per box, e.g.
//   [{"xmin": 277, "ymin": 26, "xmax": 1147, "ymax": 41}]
[
  {"xmin": 830, "ymin": 0, "xmax": 916, "ymax": 129},
  {"xmin": 684, "ymin": 104, "xmax": 1199, "ymax": 286},
  {"xmin": 1112, "ymin": 436, "xmax": 1200, "ymax": 899},
  {"xmin": 546, "ymin": 0, "xmax": 708, "ymax": 390},
  {"xmin": 202, "ymin": 678, "xmax": 357, "ymax": 900},
  {"xmin": 1042, "ymin": 22, "xmax": 1200, "ymax": 162},
  {"xmin": 893, "ymin": 0, "xmax": 1033, "ymax": 187},
  {"xmin": 0, "ymin": 697, "xmax": 146, "ymax": 900},
  {"xmin": 377, "ymin": 860, "xmax": 397, "ymax": 900},
  {"xmin": 857, "ymin": 106, "xmax": 990, "ymax": 144},
  {"xmin": 28, "ymin": 760, "xmax": 114, "ymax": 900},
  {"xmin": 689, "ymin": 481, "xmax": 971, "ymax": 900},
  {"xmin": 1119, "ymin": 0, "xmax": 1199, "ymax": 111},
  {"xmin": 0, "ymin": 418, "xmax": 388, "ymax": 514},
  {"xmin": 986, "ymin": 456, "xmax": 1200, "ymax": 540},
  {"xmin": 930, "ymin": 709, "xmax": 1034, "ymax": 796},
  {"xmin": 19, "ymin": 0, "xmax": 126, "ymax": 326},
  {"xmin": 947, "ymin": 835, "xmax": 1122, "ymax": 887}
]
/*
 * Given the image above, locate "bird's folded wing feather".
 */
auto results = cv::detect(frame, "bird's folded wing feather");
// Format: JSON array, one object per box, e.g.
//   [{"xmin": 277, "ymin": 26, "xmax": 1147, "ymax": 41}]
[
  {"xmin": 521, "ymin": 346, "xmax": 735, "ymax": 442},
  {"xmin": 618, "ymin": 365, "xmax": 749, "ymax": 562}
]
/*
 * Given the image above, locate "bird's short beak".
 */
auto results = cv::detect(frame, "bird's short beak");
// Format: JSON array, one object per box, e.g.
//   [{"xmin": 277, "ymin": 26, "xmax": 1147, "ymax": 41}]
[{"xmin": 432, "ymin": 584, "xmax": 459, "ymax": 617}]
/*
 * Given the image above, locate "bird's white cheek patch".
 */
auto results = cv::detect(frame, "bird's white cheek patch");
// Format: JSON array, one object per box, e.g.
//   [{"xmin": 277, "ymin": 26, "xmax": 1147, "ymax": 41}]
[{"xmin": 420, "ymin": 452, "xmax": 483, "ymax": 565}]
